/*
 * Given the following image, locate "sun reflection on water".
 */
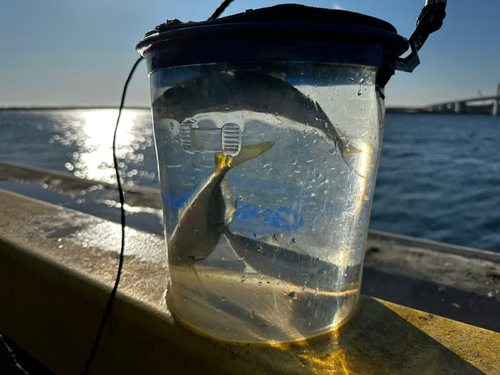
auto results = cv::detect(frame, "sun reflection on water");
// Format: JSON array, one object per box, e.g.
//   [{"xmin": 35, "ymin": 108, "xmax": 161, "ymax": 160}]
[{"xmin": 46, "ymin": 109, "xmax": 157, "ymax": 187}]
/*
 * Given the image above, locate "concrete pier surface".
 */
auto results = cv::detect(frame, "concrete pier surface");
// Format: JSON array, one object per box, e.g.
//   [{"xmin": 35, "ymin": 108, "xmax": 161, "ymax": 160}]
[{"xmin": 0, "ymin": 187, "xmax": 500, "ymax": 373}]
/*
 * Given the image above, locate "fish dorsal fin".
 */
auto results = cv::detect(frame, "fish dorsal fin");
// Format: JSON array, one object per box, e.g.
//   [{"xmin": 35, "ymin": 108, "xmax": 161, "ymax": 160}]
[
  {"xmin": 220, "ymin": 178, "xmax": 237, "ymax": 223},
  {"xmin": 230, "ymin": 141, "xmax": 275, "ymax": 169}
]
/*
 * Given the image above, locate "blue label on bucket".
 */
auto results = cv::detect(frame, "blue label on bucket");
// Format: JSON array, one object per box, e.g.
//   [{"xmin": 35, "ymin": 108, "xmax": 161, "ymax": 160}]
[
  {"xmin": 234, "ymin": 203, "xmax": 304, "ymax": 231},
  {"xmin": 161, "ymin": 190, "xmax": 304, "ymax": 232}
]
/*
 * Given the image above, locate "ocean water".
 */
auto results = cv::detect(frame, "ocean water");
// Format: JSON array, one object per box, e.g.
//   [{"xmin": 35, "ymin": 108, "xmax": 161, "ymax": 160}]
[
  {"xmin": 0, "ymin": 109, "xmax": 499, "ymax": 253},
  {"xmin": 371, "ymin": 113, "xmax": 500, "ymax": 252}
]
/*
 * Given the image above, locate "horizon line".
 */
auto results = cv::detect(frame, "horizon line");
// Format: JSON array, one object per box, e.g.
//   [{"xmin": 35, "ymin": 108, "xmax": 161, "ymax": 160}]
[
  {"xmin": 0, "ymin": 105, "xmax": 152, "ymax": 111},
  {"xmin": 0, "ymin": 105, "xmax": 425, "ymax": 111}
]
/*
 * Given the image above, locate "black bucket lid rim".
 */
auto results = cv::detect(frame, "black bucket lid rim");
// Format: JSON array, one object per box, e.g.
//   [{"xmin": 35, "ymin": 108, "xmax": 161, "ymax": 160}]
[
  {"xmin": 150, "ymin": 4, "xmax": 397, "ymax": 34},
  {"xmin": 136, "ymin": 4, "xmax": 408, "ymax": 57}
]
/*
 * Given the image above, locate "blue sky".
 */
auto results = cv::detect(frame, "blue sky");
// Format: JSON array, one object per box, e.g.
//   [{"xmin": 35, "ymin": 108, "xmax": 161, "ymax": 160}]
[{"xmin": 1, "ymin": 0, "xmax": 499, "ymax": 108}]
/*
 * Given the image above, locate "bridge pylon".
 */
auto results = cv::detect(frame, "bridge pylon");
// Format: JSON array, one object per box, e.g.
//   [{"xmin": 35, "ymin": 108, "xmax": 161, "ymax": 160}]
[
  {"xmin": 493, "ymin": 83, "xmax": 500, "ymax": 116},
  {"xmin": 454, "ymin": 102, "xmax": 465, "ymax": 114}
]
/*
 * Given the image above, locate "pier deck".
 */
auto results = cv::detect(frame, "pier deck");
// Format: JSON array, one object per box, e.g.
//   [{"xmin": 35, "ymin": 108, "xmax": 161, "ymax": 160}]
[{"xmin": 0, "ymin": 189, "xmax": 499, "ymax": 374}]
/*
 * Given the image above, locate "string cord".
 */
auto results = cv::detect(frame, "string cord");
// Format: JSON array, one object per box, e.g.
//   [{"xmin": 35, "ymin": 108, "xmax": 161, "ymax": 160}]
[
  {"xmin": 80, "ymin": 1, "xmax": 234, "ymax": 373},
  {"xmin": 209, "ymin": 0, "xmax": 234, "ymax": 20},
  {"xmin": 80, "ymin": 56, "xmax": 144, "ymax": 375}
]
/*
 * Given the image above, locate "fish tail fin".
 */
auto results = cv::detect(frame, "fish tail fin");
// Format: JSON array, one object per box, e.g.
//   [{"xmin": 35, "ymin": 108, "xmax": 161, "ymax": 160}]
[
  {"xmin": 221, "ymin": 178, "xmax": 237, "ymax": 223},
  {"xmin": 231, "ymin": 141, "xmax": 275, "ymax": 168},
  {"xmin": 215, "ymin": 141, "xmax": 275, "ymax": 173},
  {"xmin": 341, "ymin": 143, "xmax": 366, "ymax": 178},
  {"xmin": 342, "ymin": 142, "xmax": 362, "ymax": 156}
]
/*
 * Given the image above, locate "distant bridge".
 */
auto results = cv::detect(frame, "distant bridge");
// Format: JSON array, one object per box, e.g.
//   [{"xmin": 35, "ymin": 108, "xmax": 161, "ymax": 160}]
[{"xmin": 424, "ymin": 83, "xmax": 500, "ymax": 116}]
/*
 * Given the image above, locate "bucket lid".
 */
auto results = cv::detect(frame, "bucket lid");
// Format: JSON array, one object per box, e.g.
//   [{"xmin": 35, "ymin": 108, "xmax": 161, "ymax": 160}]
[{"xmin": 136, "ymin": 4, "xmax": 409, "ymax": 87}]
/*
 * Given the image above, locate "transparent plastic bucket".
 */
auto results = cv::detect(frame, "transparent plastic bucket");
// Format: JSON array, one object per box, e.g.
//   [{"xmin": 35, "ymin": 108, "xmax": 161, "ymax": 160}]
[{"xmin": 148, "ymin": 61, "xmax": 384, "ymax": 343}]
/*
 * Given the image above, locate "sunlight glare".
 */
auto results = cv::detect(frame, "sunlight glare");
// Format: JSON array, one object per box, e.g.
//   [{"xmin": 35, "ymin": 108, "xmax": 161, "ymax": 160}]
[{"xmin": 77, "ymin": 109, "xmax": 140, "ymax": 184}]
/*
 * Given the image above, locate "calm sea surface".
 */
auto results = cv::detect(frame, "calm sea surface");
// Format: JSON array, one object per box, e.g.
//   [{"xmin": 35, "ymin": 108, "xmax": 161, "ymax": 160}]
[{"xmin": 1, "ymin": 109, "xmax": 499, "ymax": 252}]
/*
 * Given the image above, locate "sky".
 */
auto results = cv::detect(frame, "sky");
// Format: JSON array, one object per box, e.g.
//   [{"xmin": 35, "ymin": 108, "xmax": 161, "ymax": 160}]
[{"xmin": 0, "ymin": 0, "xmax": 499, "ymax": 108}]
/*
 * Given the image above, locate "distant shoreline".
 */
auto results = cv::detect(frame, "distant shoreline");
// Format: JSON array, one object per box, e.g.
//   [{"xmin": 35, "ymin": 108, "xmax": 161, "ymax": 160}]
[
  {"xmin": 0, "ymin": 106, "xmax": 428, "ymax": 112},
  {"xmin": 0, "ymin": 106, "xmax": 494, "ymax": 115},
  {"xmin": 0, "ymin": 106, "xmax": 151, "ymax": 111},
  {"xmin": 386, "ymin": 107, "xmax": 426, "ymax": 113}
]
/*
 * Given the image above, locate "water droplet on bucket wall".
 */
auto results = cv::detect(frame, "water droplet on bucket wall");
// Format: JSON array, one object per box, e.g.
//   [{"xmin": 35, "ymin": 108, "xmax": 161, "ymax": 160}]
[
  {"xmin": 288, "ymin": 291, "xmax": 298, "ymax": 300},
  {"xmin": 241, "ymin": 275, "xmax": 248, "ymax": 283},
  {"xmin": 358, "ymin": 88, "xmax": 362, "ymax": 96},
  {"xmin": 251, "ymin": 310, "xmax": 255, "ymax": 319}
]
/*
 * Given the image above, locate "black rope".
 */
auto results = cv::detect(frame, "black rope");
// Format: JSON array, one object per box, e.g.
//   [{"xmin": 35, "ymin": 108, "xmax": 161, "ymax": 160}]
[
  {"xmin": 80, "ymin": 56, "xmax": 144, "ymax": 375},
  {"xmin": 209, "ymin": 0, "xmax": 234, "ymax": 20},
  {"xmin": 0, "ymin": 334, "xmax": 29, "ymax": 375},
  {"xmin": 81, "ymin": 1, "xmax": 234, "ymax": 372},
  {"xmin": 410, "ymin": 2, "xmax": 447, "ymax": 50}
]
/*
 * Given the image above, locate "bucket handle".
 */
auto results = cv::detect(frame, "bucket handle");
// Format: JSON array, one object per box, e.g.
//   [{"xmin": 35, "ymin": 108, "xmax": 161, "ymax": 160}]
[{"xmin": 394, "ymin": 0, "xmax": 447, "ymax": 73}]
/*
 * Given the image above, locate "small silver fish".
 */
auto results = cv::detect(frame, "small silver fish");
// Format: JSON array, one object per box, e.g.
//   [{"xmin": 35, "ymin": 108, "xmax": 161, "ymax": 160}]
[
  {"xmin": 223, "ymin": 232, "xmax": 360, "ymax": 292},
  {"xmin": 153, "ymin": 71, "xmax": 362, "ymax": 175},
  {"xmin": 168, "ymin": 141, "xmax": 275, "ymax": 266}
]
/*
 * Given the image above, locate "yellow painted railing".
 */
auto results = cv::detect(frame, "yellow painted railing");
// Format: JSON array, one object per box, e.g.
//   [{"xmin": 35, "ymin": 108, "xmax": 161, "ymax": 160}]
[{"xmin": 0, "ymin": 189, "xmax": 499, "ymax": 374}]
